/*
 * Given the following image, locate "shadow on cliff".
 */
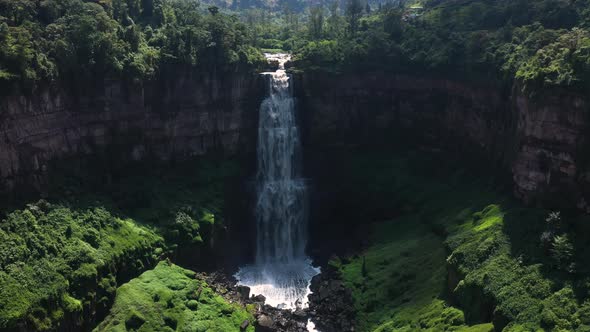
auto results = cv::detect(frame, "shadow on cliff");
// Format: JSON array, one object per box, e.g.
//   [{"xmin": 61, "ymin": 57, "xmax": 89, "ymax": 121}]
[{"xmin": 33, "ymin": 152, "xmax": 254, "ymax": 271}]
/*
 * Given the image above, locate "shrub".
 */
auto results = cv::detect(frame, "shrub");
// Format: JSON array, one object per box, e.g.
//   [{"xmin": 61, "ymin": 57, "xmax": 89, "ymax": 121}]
[{"xmin": 550, "ymin": 235, "xmax": 574, "ymax": 272}]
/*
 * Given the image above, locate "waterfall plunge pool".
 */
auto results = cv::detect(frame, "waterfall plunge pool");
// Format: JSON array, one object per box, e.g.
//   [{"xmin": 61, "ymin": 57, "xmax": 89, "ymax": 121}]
[{"xmin": 235, "ymin": 260, "xmax": 319, "ymax": 309}]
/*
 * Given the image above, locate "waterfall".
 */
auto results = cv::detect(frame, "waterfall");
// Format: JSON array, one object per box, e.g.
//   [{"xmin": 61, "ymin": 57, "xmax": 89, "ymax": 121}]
[
  {"xmin": 236, "ymin": 53, "xmax": 319, "ymax": 310},
  {"xmin": 256, "ymin": 53, "xmax": 307, "ymax": 264}
]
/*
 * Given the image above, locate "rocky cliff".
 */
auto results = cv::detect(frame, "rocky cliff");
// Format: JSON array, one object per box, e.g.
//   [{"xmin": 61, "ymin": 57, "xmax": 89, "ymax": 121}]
[
  {"xmin": 295, "ymin": 72, "xmax": 590, "ymax": 211},
  {"xmin": 3, "ymin": 69, "xmax": 588, "ymax": 210},
  {"xmin": 0, "ymin": 68, "xmax": 265, "ymax": 194}
]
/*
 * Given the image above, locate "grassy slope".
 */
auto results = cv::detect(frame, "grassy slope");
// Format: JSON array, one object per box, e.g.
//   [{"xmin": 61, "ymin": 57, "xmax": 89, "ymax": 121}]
[
  {"xmin": 0, "ymin": 203, "xmax": 163, "ymax": 330},
  {"xmin": 95, "ymin": 261, "xmax": 255, "ymax": 332},
  {"xmin": 332, "ymin": 150, "xmax": 590, "ymax": 331}
]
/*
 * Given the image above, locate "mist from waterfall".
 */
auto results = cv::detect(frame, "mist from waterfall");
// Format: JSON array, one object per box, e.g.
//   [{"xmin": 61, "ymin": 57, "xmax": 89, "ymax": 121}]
[{"xmin": 235, "ymin": 53, "xmax": 319, "ymax": 310}]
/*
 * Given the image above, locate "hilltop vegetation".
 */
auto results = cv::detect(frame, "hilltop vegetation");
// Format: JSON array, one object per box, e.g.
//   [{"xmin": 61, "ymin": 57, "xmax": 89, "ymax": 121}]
[
  {"xmin": 0, "ymin": 0, "xmax": 265, "ymax": 85},
  {"xmin": 285, "ymin": 0, "xmax": 590, "ymax": 90},
  {"xmin": 5, "ymin": 0, "xmax": 590, "ymax": 91}
]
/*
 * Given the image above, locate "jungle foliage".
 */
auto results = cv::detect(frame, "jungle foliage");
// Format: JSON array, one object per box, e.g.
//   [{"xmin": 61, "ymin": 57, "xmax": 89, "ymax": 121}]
[
  {"xmin": 0, "ymin": 157, "xmax": 241, "ymax": 330},
  {"xmin": 0, "ymin": 201, "xmax": 163, "ymax": 330},
  {"xmin": 286, "ymin": 0, "xmax": 590, "ymax": 90},
  {"xmin": 0, "ymin": 0, "xmax": 266, "ymax": 85}
]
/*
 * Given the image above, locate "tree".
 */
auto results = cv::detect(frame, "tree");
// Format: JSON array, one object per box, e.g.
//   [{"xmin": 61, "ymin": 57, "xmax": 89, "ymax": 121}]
[
  {"xmin": 345, "ymin": 0, "xmax": 363, "ymax": 35},
  {"xmin": 309, "ymin": 5, "xmax": 324, "ymax": 40},
  {"xmin": 140, "ymin": 0, "xmax": 154, "ymax": 21},
  {"xmin": 383, "ymin": 8, "xmax": 402, "ymax": 40},
  {"xmin": 326, "ymin": 1, "xmax": 344, "ymax": 38},
  {"xmin": 551, "ymin": 234, "xmax": 574, "ymax": 272},
  {"xmin": 208, "ymin": 5, "xmax": 219, "ymax": 16},
  {"xmin": 0, "ymin": 0, "xmax": 36, "ymax": 25},
  {"xmin": 0, "ymin": 24, "xmax": 37, "ymax": 80}
]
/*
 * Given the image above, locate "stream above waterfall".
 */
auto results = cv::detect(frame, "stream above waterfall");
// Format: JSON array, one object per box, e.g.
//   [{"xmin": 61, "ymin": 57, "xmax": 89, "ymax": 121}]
[{"xmin": 235, "ymin": 53, "xmax": 320, "ymax": 311}]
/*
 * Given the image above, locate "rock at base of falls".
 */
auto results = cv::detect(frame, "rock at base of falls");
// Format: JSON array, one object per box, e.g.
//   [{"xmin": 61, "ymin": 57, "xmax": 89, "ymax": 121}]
[{"xmin": 307, "ymin": 265, "xmax": 356, "ymax": 332}]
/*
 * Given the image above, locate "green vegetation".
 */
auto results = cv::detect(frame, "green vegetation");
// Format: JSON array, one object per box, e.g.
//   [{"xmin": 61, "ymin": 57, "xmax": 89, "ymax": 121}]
[
  {"xmin": 330, "ymin": 216, "xmax": 493, "ymax": 332},
  {"xmin": 4, "ymin": 1, "xmax": 590, "ymax": 331},
  {"xmin": 48, "ymin": 157, "xmax": 242, "ymax": 250},
  {"xmin": 0, "ymin": 157, "xmax": 242, "ymax": 330},
  {"xmin": 95, "ymin": 261, "xmax": 255, "ymax": 332},
  {"xmin": 288, "ymin": 0, "xmax": 590, "ymax": 91},
  {"xmin": 0, "ymin": 201, "xmax": 163, "ymax": 330},
  {"xmin": 329, "ymin": 149, "xmax": 590, "ymax": 331},
  {"xmin": 4, "ymin": 0, "xmax": 590, "ymax": 90},
  {"xmin": 0, "ymin": 0, "xmax": 265, "ymax": 85}
]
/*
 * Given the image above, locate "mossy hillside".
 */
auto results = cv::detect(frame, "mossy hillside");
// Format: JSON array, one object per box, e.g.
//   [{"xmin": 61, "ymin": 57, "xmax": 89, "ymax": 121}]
[
  {"xmin": 0, "ymin": 201, "xmax": 163, "ymax": 331},
  {"xmin": 95, "ymin": 261, "xmax": 255, "ymax": 332},
  {"xmin": 331, "ymin": 216, "xmax": 493, "ymax": 332},
  {"xmin": 330, "ymin": 150, "xmax": 590, "ymax": 331},
  {"xmin": 0, "ymin": 157, "xmax": 245, "ymax": 330},
  {"xmin": 447, "ymin": 205, "xmax": 590, "ymax": 331}
]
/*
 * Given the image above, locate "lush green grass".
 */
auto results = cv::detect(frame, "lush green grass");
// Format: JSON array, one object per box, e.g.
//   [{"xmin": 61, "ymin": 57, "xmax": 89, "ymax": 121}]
[
  {"xmin": 95, "ymin": 261, "xmax": 255, "ymax": 332},
  {"xmin": 0, "ymin": 202, "xmax": 163, "ymax": 330},
  {"xmin": 331, "ymin": 216, "xmax": 493, "ymax": 331},
  {"xmin": 330, "ymin": 150, "xmax": 590, "ymax": 331},
  {"xmin": 0, "ymin": 158, "xmax": 243, "ymax": 330}
]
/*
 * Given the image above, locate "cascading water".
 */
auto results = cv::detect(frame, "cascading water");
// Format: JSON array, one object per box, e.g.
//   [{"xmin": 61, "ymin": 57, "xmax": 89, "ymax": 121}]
[{"xmin": 236, "ymin": 53, "xmax": 319, "ymax": 311}]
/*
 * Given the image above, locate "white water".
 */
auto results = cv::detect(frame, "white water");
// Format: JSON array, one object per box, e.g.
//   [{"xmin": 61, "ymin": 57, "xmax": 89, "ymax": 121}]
[
  {"xmin": 235, "ymin": 54, "xmax": 320, "ymax": 311},
  {"xmin": 307, "ymin": 319, "xmax": 320, "ymax": 332}
]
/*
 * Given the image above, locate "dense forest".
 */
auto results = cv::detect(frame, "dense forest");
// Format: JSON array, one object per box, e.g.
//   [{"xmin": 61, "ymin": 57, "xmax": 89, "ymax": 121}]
[
  {"xmin": 0, "ymin": 0, "xmax": 266, "ymax": 84},
  {"xmin": 3, "ymin": 0, "xmax": 590, "ymax": 332},
  {"xmin": 3, "ymin": 0, "xmax": 590, "ymax": 90}
]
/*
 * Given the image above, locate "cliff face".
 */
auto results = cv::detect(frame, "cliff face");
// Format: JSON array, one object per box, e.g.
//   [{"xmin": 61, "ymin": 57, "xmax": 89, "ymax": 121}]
[
  {"xmin": 512, "ymin": 88, "xmax": 590, "ymax": 209},
  {"xmin": 0, "ymin": 69, "xmax": 265, "ymax": 193},
  {"xmin": 296, "ymin": 72, "xmax": 590, "ymax": 211},
  {"xmin": 3, "ymin": 69, "xmax": 588, "ymax": 209}
]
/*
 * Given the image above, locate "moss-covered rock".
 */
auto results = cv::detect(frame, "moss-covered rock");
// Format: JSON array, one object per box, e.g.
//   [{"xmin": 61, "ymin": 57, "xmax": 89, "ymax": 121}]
[{"xmin": 95, "ymin": 261, "xmax": 255, "ymax": 332}]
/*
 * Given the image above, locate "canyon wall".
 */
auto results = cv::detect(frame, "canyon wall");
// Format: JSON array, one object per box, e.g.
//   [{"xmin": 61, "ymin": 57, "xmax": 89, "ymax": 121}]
[
  {"xmin": 296, "ymin": 72, "xmax": 590, "ymax": 211},
  {"xmin": 0, "ymin": 68, "xmax": 265, "ymax": 193},
  {"xmin": 2, "ymin": 68, "xmax": 589, "ymax": 210}
]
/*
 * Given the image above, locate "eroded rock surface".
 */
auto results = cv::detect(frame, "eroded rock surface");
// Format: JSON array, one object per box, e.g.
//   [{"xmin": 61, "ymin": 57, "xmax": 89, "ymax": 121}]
[{"xmin": 0, "ymin": 70, "xmax": 265, "ymax": 193}]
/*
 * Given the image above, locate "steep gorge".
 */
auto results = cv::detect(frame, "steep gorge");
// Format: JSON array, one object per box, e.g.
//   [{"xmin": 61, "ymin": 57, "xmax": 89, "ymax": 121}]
[{"xmin": 2, "ymin": 66, "xmax": 590, "ymax": 331}]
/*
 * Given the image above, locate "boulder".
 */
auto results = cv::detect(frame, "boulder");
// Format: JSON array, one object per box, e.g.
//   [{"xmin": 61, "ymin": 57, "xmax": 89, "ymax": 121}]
[
  {"xmin": 237, "ymin": 285, "xmax": 251, "ymax": 301},
  {"xmin": 256, "ymin": 314, "xmax": 274, "ymax": 332},
  {"xmin": 240, "ymin": 319, "xmax": 250, "ymax": 331},
  {"xmin": 252, "ymin": 294, "xmax": 266, "ymax": 304}
]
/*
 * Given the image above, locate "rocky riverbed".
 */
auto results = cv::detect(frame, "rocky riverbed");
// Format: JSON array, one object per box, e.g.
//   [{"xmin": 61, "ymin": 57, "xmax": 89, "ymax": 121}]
[{"xmin": 194, "ymin": 265, "xmax": 355, "ymax": 332}]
